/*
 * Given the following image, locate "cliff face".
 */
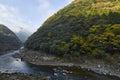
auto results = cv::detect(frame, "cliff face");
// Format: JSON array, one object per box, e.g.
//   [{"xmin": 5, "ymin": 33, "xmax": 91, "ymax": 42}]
[
  {"xmin": 0, "ymin": 24, "xmax": 21, "ymax": 53},
  {"xmin": 25, "ymin": 0, "xmax": 120, "ymax": 57}
]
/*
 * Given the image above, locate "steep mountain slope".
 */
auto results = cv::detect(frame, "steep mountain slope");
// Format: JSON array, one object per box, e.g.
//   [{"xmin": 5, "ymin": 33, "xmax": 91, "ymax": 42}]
[
  {"xmin": 25, "ymin": 0, "xmax": 120, "ymax": 57},
  {"xmin": 0, "ymin": 24, "xmax": 21, "ymax": 53}
]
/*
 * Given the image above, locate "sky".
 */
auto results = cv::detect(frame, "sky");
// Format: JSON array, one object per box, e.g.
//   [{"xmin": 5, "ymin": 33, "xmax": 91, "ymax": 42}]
[{"xmin": 0, "ymin": 0, "xmax": 73, "ymax": 34}]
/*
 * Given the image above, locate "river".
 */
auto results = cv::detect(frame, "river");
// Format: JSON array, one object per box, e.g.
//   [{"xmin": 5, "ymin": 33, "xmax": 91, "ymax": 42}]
[{"xmin": 0, "ymin": 50, "xmax": 119, "ymax": 80}]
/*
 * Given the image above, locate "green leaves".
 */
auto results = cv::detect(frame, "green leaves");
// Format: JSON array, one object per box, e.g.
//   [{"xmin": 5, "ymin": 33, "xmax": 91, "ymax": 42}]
[{"xmin": 25, "ymin": 0, "xmax": 120, "ymax": 57}]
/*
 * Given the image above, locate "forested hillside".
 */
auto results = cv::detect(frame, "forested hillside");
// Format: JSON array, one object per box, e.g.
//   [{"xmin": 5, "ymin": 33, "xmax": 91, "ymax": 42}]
[
  {"xmin": 0, "ymin": 24, "xmax": 21, "ymax": 53},
  {"xmin": 25, "ymin": 0, "xmax": 120, "ymax": 57}
]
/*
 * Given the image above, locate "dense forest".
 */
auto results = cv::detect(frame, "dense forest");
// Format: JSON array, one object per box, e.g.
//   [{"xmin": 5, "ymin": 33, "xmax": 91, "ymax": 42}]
[
  {"xmin": 25, "ymin": 0, "xmax": 120, "ymax": 57},
  {"xmin": 0, "ymin": 24, "xmax": 21, "ymax": 53}
]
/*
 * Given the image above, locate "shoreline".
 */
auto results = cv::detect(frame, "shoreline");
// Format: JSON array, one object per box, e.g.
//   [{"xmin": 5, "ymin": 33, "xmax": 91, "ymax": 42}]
[
  {"xmin": 13, "ymin": 49, "xmax": 120, "ymax": 79},
  {"xmin": 0, "ymin": 73, "xmax": 51, "ymax": 80}
]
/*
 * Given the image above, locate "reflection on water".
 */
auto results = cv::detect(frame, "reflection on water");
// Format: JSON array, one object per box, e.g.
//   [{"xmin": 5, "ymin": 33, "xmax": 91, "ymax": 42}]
[
  {"xmin": 0, "ymin": 51, "xmax": 33, "ymax": 73},
  {"xmin": 0, "ymin": 50, "xmax": 119, "ymax": 80},
  {"xmin": 0, "ymin": 50, "xmax": 84, "ymax": 80}
]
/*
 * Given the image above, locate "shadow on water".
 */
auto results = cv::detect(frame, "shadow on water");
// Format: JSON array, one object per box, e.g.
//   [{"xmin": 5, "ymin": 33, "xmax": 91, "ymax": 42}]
[{"xmin": 0, "ymin": 50, "xmax": 119, "ymax": 80}]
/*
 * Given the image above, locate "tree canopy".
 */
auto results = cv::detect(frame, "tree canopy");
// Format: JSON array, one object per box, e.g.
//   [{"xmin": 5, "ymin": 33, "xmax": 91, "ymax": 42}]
[{"xmin": 25, "ymin": 0, "xmax": 120, "ymax": 57}]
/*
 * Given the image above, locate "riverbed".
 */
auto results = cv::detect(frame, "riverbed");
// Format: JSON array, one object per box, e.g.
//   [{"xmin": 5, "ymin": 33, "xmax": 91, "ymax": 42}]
[{"xmin": 0, "ymin": 50, "xmax": 119, "ymax": 80}]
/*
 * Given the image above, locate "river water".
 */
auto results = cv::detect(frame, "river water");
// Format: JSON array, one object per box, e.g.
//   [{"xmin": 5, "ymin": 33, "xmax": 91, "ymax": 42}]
[{"xmin": 0, "ymin": 50, "xmax": 119, "ymax": 80}]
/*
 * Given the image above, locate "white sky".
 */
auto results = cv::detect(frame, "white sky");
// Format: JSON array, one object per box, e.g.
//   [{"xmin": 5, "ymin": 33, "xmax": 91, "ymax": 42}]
[{"xmin": 0, "ymin": 0, "xmax": 73, "ymax": 33}]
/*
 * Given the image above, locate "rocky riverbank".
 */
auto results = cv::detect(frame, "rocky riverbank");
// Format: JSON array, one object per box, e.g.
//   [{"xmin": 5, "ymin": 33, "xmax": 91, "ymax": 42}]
[
  {"xmin": 13, "ymin": 49, "xmax": 120, "ymax": 79},
  {"xmin": 0, "ymin": 73, "xmax": 51, "ymax": 80}
]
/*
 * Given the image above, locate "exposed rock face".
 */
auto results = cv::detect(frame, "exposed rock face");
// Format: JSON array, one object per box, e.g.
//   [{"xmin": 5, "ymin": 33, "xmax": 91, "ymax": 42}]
[{"xmin": 0, "ymin": 24, "xmax": 21, "ymax": 53}]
